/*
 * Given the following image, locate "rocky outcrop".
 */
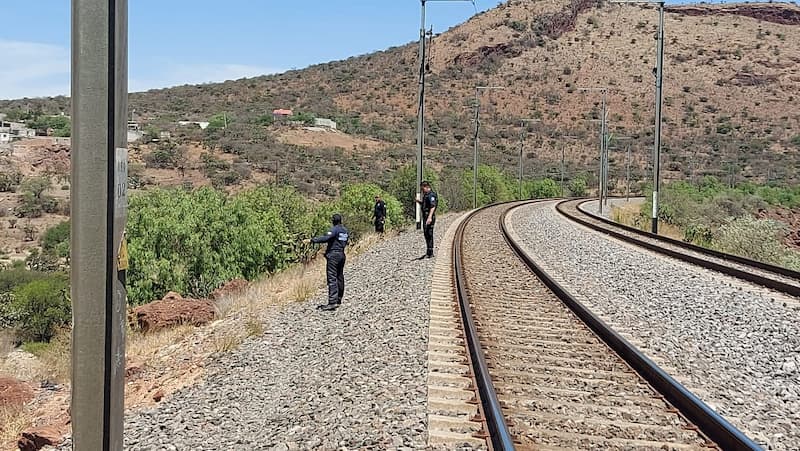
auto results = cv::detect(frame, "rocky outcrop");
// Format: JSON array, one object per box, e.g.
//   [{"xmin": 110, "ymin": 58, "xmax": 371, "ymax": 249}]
[
  {"xmin": 17, "ymin": 426, "xmax": 63, "ymax": 451},
  {"xmin": 668, "ymin": 4, "xmax": 800, "ymax": 26},
  {"xmin": 129, "ymin": 292, "xmax": 216, "ymax": 333}
]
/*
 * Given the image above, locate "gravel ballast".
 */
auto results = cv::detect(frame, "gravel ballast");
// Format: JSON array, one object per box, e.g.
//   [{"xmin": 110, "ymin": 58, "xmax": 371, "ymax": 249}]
[
  {"xmin": 124, "ymin": 218, "xmax": 455, "ymax": 450},
  {"xmin": 509, "ymin": 201, "xmax": 800, "ymax": 450}
]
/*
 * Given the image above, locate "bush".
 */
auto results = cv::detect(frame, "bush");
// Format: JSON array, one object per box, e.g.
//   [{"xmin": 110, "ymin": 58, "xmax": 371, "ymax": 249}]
[
  {"xmin": 0, "ymin": 172, "xmax": 22, "ymax": 192},
  {"xmin": 712, "ymin": 216, "xmax": 795, "ymax": 267},
  {"xmin": 568, "ymin": 176, "xmax": 588, "ymax": 197},
  {"xmin": 41, "ymin": 221, "xmax": 70, "ymax": 259},
  {"xmin": 10, "ymin": 274, "xmax": 70, "ymax": 342},
  {"xmin": 387, "ymin": 165, "xmax": 441, "ymax": 218},
  {"xmin": 524, "ymin": 178, "xmax": 562, "ymax": 199},
  {"xmin": 333, "ymin": 183, "xmax": 404, "ymax": 240}
]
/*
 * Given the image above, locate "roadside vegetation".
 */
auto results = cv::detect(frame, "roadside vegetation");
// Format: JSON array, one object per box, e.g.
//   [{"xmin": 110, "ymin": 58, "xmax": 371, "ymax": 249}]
[{"xmin": 627, "ymin": 177, "xmax": 800, "ymax": 269}]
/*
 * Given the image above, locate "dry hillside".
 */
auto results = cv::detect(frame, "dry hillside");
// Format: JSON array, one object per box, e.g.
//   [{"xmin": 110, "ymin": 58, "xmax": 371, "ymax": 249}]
[{"xmin": 2, "ymin": 0, "xmax": 799, "ymax": 189}]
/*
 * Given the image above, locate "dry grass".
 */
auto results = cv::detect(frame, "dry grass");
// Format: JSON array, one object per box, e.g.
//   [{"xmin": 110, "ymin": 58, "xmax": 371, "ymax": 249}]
[
  {"xmin": 212, "ymin": 333, "xmax": 243, "ymax": 353},
  {"xmin": 26, "ymin": 329, "xmax": 70, "ymax": 384},
  {"xmin": 611, "ymin": 201, "xmax": 684, "ymax": 241},
  {"xmin": 244, "ymin": 318, "xmax": 264, "ymax": 338},
  {"xmin": 0, "ymin": 330, "xmax": 15, "ymax": 360},
  {"xmin": 126, "ymin": 324, "xmax": 195, "ymax": 363},
  {"xmin": 289, "ymin": 277, "xmax": 317, "ymax": 302},
  {"xmin": 0, "ymin": 405, "xmax": 31, "ymax": 445}
]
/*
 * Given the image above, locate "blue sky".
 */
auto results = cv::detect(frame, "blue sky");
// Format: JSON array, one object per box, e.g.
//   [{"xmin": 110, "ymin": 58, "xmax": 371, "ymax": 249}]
[{"xmin": 0, "ymin": 0, "xmax": 504, "ymax": 100}]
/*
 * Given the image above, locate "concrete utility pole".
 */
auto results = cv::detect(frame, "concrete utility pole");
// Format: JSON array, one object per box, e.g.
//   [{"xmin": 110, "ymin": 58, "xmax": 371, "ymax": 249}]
[
  {"xmin": 473, "ymin": 86, "xmax": 505, "ymax": 208},
  {"xmin": 613, "ymin": 0, "xmax": 665, "ymax": 233},
  {"xmin": 611, "ymin": 136, "xmax": 632, "ymax": 201},
  {"xmin": 72, "ymin": 1, "xmax": 128, "ymax": 450},
  {"xmin": 579, "ymin": 87, "xmax": 608, "ymax": 214},
  {"xmin": 517, "ymin": 118, "xmax": 540, "ymax": 200},
  {"xmin": 416, "ymin": 0, "xmax": 474, "ymax": 228},
  {"xmin": 560, "ymin": 135, "xmax": 579, "ymax": 195}
]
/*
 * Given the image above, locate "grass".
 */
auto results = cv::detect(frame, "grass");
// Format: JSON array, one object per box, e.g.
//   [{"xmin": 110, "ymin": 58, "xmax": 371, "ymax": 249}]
[
  {"xmin": 611, "ymin": 202, "xmax": 683, "ymax": 241},
  {"xmin": 212, "ymin": 333, "xmax": 243, "ymax": 353},
  {"xmin": 0, "ymin": 405, "xmax": 31, "ymax": 445},
  {"xmin": 244, "ymin": 318, "xmax": 264, "ymax": 338},
  {"xmin": 127, "ymin": 324, "xmax": 195, "ymax": 363}
]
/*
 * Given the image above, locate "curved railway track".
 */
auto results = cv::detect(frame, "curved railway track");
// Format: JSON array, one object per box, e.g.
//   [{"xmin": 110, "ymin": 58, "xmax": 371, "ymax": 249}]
[
  {"xmin": 450, "ymin": 201, "xmax": 761, "ymax": 450},
  {"xmin": 556, "ymin": 198, "xmax": 800, "ymax": 298}
]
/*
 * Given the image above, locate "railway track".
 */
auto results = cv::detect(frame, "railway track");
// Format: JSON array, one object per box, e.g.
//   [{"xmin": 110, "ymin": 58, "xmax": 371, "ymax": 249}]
[
  {"xmin": 557, "ymin": 198, "xmax": 800, "ymax": 298},
  {"xmin": 431, "ymin": 201, "xmax": 761, "ymax": 450}
]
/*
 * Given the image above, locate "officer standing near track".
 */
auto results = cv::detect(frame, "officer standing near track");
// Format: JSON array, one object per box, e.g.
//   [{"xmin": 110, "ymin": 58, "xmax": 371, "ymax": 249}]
[
  {"xmin": 310, "ymin": 213, "xmax": 349, "ymax": 311},
  {"xmin": 415, "ymin": 181, "xmax": 438, "ymax": 258},
  {"xmin": 373, "ymin": 195, "xmax": 387, "ymax": 233}
]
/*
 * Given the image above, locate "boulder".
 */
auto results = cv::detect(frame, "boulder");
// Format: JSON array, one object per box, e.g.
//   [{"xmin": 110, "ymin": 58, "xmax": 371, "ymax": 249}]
[
  {"xmin": 17, "ymin": 426, "xmax": 62, "ymax": 451},
  {"xmin": 0, "ymin": 376, "xmax": 33, "ymax": 407},
  {"xmin": 130, "ymin": 291, "xmax": 216, "ymax": 333}
]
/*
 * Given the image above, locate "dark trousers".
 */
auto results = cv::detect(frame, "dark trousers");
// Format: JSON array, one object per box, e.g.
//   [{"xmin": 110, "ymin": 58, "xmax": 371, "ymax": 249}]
[
  {"xmin": 374, "ymin": 216, "xmax": 385, "ymax": 233},
  {"xmin": 424, "ymin": 220, "xmax": 435, "ymax": 256},
  {"xmin": 325, "ymin": 252, "xmax": 346, "ymax": 304}
]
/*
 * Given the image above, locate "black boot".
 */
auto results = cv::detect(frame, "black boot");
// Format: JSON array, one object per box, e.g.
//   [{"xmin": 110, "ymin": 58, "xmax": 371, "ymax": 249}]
[{"xmin": 320, "ymin": 303, "xmax": 338, "ymax": 311}]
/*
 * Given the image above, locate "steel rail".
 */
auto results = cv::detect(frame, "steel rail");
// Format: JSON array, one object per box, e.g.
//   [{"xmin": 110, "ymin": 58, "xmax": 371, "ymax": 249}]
[
  {"xmin": 500, "ymin": 202, "xmax": 762, "ymax": 451},
  {"xmin": 453, "ymin": 204, "xmax": 517, "ymax": 450},
  {"xmin": 574, "ymin": 199, "xmax": 800, "ymax": 280},
  {"xmin": 557, "ymin": 199, "xmax": 800, "ymax": 297}
]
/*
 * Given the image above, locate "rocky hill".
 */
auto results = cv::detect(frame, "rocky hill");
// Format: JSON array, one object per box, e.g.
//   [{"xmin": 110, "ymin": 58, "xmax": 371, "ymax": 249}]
[{"xmin": 2, "ymin": 0, "xmax": 799, "ymax": 190}]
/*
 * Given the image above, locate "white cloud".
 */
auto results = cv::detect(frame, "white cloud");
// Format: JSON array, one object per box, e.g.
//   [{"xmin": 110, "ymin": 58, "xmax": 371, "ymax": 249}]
[
  {"xmin": 0, "ymin": 39, "xmax": 70, "ymax": 100},
  {"xmin": 129, "ymin": 62, "xmax": 283, "ymax": 93},
  {"xmin": 0, "ymin": 39, "xmax": 282, "ymax": 99}
]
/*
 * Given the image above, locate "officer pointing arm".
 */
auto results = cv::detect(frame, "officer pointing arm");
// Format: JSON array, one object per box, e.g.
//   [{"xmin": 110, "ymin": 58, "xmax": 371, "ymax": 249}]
[{"xmin": 309, "ymin": 214, "xmax": 349, "ymax": 311}]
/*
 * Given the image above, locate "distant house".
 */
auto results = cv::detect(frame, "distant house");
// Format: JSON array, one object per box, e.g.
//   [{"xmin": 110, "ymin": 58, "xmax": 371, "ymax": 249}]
[
  {"xmin": 0, "ymin": 121, "xmax": 36, "ymax": 141},
  {"xmin": 272, "ymin": 109, "xmax": 293, "ymax": 120},
  {"xmin": 313, "ymin": 118, "xmax": 337, "ymax": 130},
  {"xmin": 178, "ymin": 121, "xmax": 210, "ymax": 130}
]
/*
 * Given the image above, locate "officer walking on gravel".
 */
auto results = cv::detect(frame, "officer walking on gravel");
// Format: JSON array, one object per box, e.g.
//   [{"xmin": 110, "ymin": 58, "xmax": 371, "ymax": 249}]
[
  {"xmin": 373, "ymin": 194, "xmax": 387, "ymax": 234},
  {"xmin": 309, "ymin": 213, "xmax": 350, "ymax": 311},
  {"xmin": 415, "ymin": 181, "xmax": 438, "ymax": 258}
]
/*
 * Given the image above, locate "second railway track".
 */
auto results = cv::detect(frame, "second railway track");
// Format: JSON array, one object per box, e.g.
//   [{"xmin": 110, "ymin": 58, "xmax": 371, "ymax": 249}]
[
  {"xmin": 557, "ymin": 198, "xmax": 800, "ymax": 299},
  {"xmin": 449, "ymin": 202, "xmax": 760, "ymax": 450}
]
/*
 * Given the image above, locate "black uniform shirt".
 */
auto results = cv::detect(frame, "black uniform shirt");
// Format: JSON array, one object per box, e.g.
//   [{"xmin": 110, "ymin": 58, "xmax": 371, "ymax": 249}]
[
  {"xmin": 312, "ymin": 224, "xmax": 350, "ymax": 255},
  {"xmin": 422, "ymin": 190, "xmax": 438, "ymax": 219},
  {"xmin": 374, "ymin": 200, "xmax": 387, "ymax": 218}
]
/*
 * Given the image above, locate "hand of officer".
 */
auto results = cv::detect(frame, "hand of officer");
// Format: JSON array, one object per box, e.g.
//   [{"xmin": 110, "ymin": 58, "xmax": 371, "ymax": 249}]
[{"xmin": 426, "ymin": 218, "xmax": 432, "ymax": 226}]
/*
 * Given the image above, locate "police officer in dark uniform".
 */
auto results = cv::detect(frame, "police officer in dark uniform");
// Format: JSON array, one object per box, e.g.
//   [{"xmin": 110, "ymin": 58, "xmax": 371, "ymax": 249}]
[
  {"xmin": 373, "ymin": 195, "xmax": 387, "ymax": 233},
  {"xmin": 416, "ymin": 181, "xmax": 438, "ymax": 258},
  {"xmin": 310, "ymin": 213, "xmax": 350, "ymax": 311}
]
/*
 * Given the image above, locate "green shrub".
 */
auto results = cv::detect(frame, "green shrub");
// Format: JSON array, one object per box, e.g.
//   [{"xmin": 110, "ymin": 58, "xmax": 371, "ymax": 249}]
[
  {"xmin": 11, "ymin": 274, "xmax": 70, "ymax": 342},
  {"xmin": 387, "ymin": 165, "xmax": 441, "ymax": 218},
  {"xmin": 332, "ymin": 183, "xmax": 404, "ymax": 239},
  {"xmin": 41, "ymin": 221, "xmax": 70, "ymax": 259},
  {"xmin": 0, "ymin": 172, "xmax": 22, "ymax": 192},
  {"xmin": 524, "ymin": 177, "xmax": 562, "ymax": 199},
  {"xmin": 712, "ymin": 216, "xmax": 794, "ymax": 267},
  {"xmin": 0, "ymin": 268, "xmax": 49, "ymax": 292},
  {"xmin": 568, "ymin": 176, "xmax": 588, "ymax": 197}
]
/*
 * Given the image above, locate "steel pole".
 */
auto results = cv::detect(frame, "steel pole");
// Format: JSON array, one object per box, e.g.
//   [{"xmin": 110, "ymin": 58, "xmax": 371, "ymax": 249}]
[
  {"xmin": 652, "ymin": 2, "xmax": 665, "ymax": 234},
  {"xmin": 72, "ymin": 0, "xmax": 128, "ymax": 449},
  {"xmin": 626, "ymin": 143, "xmax": 631, "ymax": 201},
  {"xmin": 473, "ymin": 89, "xmax": 480, "ymax": 209},
  {"xmin": 415, "ymin": 0, "xmax": 426, "ymax": 229},
  {"xmin": 518, "ymin": 122, "xmax": 524, "ymax": 200}
]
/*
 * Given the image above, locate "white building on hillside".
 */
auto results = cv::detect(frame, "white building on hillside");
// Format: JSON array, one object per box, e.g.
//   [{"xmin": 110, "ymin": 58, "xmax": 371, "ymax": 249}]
[{"xmin": 313, "ymin": 118, "xmax": 337, "ymax": 130}]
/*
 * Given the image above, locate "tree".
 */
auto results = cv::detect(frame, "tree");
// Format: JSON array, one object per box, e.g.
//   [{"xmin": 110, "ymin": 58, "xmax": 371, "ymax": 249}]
[
  {"xmin": 207, "ymin": 113, "xmax": 230, "ymax": 131},
  {"xmin": 21, "ymin": 176, "xmax": 51, "ymax": 199},
  {"xmin": 11, "ymin": 275, "xmax": 70, "ymax": 342}
]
